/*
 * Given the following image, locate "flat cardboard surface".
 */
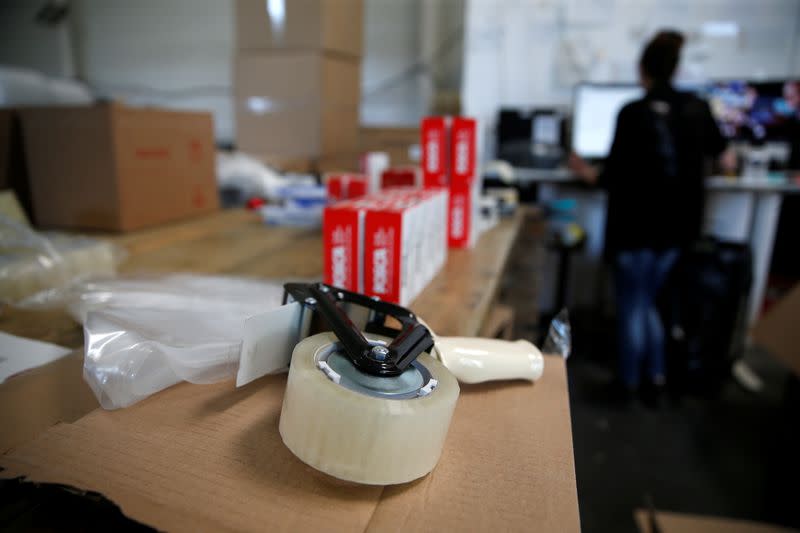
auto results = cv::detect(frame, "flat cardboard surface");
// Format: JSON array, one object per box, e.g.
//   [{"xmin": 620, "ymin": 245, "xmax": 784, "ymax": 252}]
[
  {"xmin": 359, "ymin": 126, "xmax": 419, "ymax": 167},
  {"xmin": 751, "ymin": 283, "xmax": 800, "ymax": 378},
  {"xmin": 21, "ymin": 103, "xmax": 218, "ymax": 232},
  {"xmin": 236, "ymin": 0, "xmax": 363, "ymax": 58},
  {"xmin": 235, "ymin": 52, "xmax": 360, "ymax": 158},
  {"xmin": 0, "ymin": 351, "xmax": 97, "ymax": 454},
  {"xmin": 634, "ymin": 509, "xmax": 797, "ymax": 533},
  {"xmin": 1, "ymin": 355, "xmax": 579, "ymax": 532}
]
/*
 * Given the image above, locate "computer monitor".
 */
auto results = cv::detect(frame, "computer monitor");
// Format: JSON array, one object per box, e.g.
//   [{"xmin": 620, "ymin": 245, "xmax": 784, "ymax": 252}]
[
  {"xmin": 571, "ymin": 83, "xmax": 644, "ymax": 159},
  {"xmin": 698, "ymin": 79, "xmax": 800, "ymax": 141}
]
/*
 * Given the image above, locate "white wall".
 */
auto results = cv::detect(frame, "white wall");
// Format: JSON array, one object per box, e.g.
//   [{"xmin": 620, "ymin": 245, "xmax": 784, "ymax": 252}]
[
  {"xmin": 360, "ymin": 0, "xmax": 465, "ymax": 126},
  {"xmin": 360, "ymin": 0, "xmax": 424, "ymax": 125},
  {"xmin": 1, "ymin": 0, "xmax": 464, "ymax": 138},
  {"xmin": 79, "ymin": 0, "xmax": 235, "ymax": 142},
  {"xmin": 0, "ymin": 0, "xmax": 74, "ymax": 78},
  {"xmin": 463, "ymin": 0, "xmax": 800, "ymax": 159}
]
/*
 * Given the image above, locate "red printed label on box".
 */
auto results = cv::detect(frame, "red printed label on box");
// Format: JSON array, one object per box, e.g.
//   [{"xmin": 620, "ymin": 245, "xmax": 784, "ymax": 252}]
[
  {"xmin": 448, "ymin": 184, "xmax": 472, "ymax": 248},
  {"xmin": 421, "ymin": 117, "xmax": 448, "ymax": 188},
  {"xmin": 450, "ymin": 117, "xmax": 476, "ymax": 185},
  {"xmin": 364, "ymin": 211, "xmax": 402, "ymax": 303},
  {"xmin": 323, "ymin": 207, "xmax": 361, "ymax": 291}
]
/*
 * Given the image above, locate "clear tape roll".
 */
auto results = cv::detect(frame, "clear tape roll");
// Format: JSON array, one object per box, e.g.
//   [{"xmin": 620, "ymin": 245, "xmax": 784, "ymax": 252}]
[{"xmin": 279, "ymin": 332, "xmax": 460, "ymax": 485}]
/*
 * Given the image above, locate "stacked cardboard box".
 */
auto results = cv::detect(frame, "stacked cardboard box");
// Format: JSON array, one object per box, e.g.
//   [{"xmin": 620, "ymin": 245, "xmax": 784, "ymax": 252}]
[
  {"xmin": 323, "ymin": 188, "xmax": 448, "ymax": 305},
  {"xmin": 421, "ymin": 116, "xmax": 478, "ymax": 248},
  {"xmin": 234, "ymin": 0, "xmax": 363, "ymax": 166},
  {"xmin": 18, "ymin": 103, "xmax": 219, "ymax": 232}
]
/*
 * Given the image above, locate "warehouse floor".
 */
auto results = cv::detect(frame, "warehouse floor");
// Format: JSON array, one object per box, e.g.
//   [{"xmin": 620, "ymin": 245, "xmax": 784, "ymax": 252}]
[{"xmin": 562, "ymin": 311, "xmax": 798, "ymax": 533}]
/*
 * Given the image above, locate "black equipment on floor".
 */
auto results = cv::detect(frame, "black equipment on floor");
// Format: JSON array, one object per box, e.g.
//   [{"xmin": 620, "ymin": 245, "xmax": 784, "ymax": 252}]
[{"xmin": 662, "ymin": 238, "xmax": 753, "ymax": 394}]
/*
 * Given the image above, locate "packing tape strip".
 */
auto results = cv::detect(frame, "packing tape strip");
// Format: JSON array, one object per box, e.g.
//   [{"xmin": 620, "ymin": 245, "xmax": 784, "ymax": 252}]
[{"xmin": 279, "ymin": 332, "xmax": 460, "ymax": 485}]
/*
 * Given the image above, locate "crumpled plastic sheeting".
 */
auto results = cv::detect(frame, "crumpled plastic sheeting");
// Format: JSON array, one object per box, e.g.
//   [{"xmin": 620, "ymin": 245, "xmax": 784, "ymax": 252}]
[{"xmin": 71, "ymin": 274, "xmax": 286, "ymax": 409}]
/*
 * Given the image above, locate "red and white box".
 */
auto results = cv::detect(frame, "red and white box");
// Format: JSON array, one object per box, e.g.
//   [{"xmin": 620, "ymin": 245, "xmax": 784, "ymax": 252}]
[
  {"xmin": 381, "ymin": 167, "xmax": 419, "ymax": 189},
  {"xmin": 324, "ymin": 188, "xmax": 448, "ymax": 305},
  {"xmin": 326, "ymin": 174, "xmax": 368, "ymax": 202},
  {"xmin": 420, "ymin": 115, "xmax": 479, "ymax": 248},
  {"xmin": 323, "ymin": 199, "xmax": 366, "ymax": 292},
  {"xmin": 363, "ymin": 188, "xmax": 448, "ymax": 304},
  {"xmin": 447, "ymin": 182, "xmax": 476, "ymax": 249},
  {"xmin": 421, "ymin": 117, "xmax": 448, "ymax": 188},
  {"xmin": 449, "ymin": 117, "xmax": 477, "ymax": 186}
]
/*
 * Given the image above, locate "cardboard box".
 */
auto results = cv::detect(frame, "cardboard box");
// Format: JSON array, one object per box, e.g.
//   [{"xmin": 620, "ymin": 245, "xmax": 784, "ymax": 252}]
[
  {"xmin": 323, "ymin": 197, "xmax": 367, "ymax": 292},
  {"xmin": 236, "ymin": 0, "xmax": 363, "ymax": 58},
  {"xmin": 324, "ymin": 189, "xmax": 448, "ymax": 304},
  {"xmin": 253, "ymin": 153, "xmax": 314, "ymax": 173},
  {"xmin": 751, "ymin": 282, "xmax": 800, "ymax": 377},
  {"xmin": 0, "ymin": 351, "xmax": 97, "ymax": 453},
  {"xmin": 20, "ymin": 103, "xmax": 218, "ymax": 232},
  {"xmin": 421, "ymin": 116, "xmax": 448, "ymax": 188},
  {"xmin": 326, "ymin": 173, "xmax": 368, "ymax": 202},
  {"xmin": 316, "ymin": 151, "xmax": 362, "ymax": 173},
  {"xmin": 360, "ymin": 126, "xmax": 419, "ymax": 167},
  {"xmin": 235, "ymin": 52, "xmax": 360, "ymax": 159},
  {"xmin": 381, "ymin": 167, "xmax": 419, "ymax": 189},
  {"xmin": 450, "ymin": 117, "xmax": 477, "ymax": 186},
  {"xmin": 0, "ymin": 352, "xmax": 579, "ymax": 532},
  {"xmin": 448, "ymin": 182, "xmax": 476, "ymax": 249},
  {"xmin": 421, "ymin": 116, "xmax": 477, "ymax": 189},
  {"xmin": 0, "ymin": 109, "xmax": 33, "ymax": 218},
  {"xmin": 420, "ymin": 116, "xmax": 479, "ymax": 249}
]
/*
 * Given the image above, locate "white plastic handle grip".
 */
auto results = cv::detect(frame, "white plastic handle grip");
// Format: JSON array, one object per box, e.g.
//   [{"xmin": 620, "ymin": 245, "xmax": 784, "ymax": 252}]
[{"xmin": 432, "ymin": 336, "xmax": 545, "ymax": 384}]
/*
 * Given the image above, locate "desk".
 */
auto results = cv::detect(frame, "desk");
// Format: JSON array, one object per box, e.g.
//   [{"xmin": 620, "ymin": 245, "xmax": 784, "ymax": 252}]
[
  {"xmin": 0, "ymin": 209, "xmax": 580, "ymax": 532},
  {"xmin": 515, "ymin": 166, "xmax": 800, "ymax": 325}
]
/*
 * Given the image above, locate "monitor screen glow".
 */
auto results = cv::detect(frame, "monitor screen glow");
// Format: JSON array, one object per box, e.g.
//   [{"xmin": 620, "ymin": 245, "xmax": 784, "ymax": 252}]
[{"xmin": 571, "ymin": 84, "xmax": 643, "ymax": 159}]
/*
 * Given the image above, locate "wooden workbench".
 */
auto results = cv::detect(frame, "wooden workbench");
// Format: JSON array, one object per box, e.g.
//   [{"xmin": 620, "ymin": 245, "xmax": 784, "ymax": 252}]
[
  {"xmin": 115, "ymin": 208, "xmax": 523, "ymax": 337},
  {"xmin": 0, "ymin": 208, "xmax": 527, "ymax": 451},
  {"xmin": 1, "ymin": 208, "xmax": 523, "ymax": 347},
  {"xmin": 0, "ymin": 208, "xmax": 580, "ymax": 532}
]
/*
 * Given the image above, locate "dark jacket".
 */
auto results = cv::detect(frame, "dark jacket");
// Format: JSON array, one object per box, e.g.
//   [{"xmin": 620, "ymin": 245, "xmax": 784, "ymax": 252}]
[{"xmin": 599, "ymin": 85, "xmax": 727, "ymax": 258}]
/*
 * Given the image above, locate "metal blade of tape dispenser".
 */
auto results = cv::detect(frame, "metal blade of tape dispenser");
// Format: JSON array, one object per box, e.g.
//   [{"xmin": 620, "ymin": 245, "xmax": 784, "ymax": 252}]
[{"xmin": 236, "ymin": 301, "xmax": 311, "ymax": 387}]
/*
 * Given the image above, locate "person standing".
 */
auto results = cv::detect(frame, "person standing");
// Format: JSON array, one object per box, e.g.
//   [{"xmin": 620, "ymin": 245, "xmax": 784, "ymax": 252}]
[{"xmin": 569, "ymin": 30, "xmax": 733, "ymax": 405}]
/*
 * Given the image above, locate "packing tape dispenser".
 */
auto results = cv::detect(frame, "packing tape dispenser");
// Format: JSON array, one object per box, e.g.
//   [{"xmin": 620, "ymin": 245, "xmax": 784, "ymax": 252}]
[{"xmin": 239, "ymin": 282, "xmax": 545, "ymax": 485}]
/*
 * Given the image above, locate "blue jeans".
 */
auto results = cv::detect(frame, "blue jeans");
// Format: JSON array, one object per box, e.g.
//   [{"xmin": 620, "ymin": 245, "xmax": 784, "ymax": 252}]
[{"xmin": 614, "ymin": 248, "xmax": 679, "ymax": 388}]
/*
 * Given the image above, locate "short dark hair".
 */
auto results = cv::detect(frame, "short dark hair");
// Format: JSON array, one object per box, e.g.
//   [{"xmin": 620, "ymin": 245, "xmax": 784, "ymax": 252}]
[{"xmin": 640, "ymin": 30, "xmax": 685, "ymax": 85}]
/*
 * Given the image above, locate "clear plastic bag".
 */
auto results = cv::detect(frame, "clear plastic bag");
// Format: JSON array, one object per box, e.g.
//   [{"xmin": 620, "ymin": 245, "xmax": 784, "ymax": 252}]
[
  {"xmin": 71, "ymin": 275, "xmax": 286, "ymax": 409},
  {"xmin": 0, "ymin": 214, "xmax": 122, "ymax": 303}
]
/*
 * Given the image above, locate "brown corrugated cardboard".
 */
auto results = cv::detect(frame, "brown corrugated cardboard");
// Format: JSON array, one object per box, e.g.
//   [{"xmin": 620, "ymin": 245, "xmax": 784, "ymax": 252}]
[
  {"xmin": 360, "ymin": 126, "xmax": 420, "ymax": 167},
  {"xmin": 0, "ymin": 109, "xmax": 34, "ymax": 218},
  {"xmin": 0, "ymin": 351, "xmax": 97, "ymax": 454},
  {"xmin": 0, "ymin": 355, "xmax": 579, "ymax": 532},
  {"xmin": 316, "ymin": 151, "xmax": 361, "ymax": 173},
  {"xmin": 254, "ymin": 153, "xmax": 314, "ymax": 173},
  {"xmin": 634, "ymin": 509, "xmax": 796, "ymax": 533},
  {"xmin": 750, "ymin": 283, "xmax": 800, "ymax": 378},
  {"xmin": 235, "ymin": 52, "xmax": 360, "ymax": 159},
  {"xmin": 20, "ymin": 103, "xmax": 219, "ymax": 232},
  {"xmin": 236, "ymin": 0, "xmax": 363, "ymax": 58}
]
